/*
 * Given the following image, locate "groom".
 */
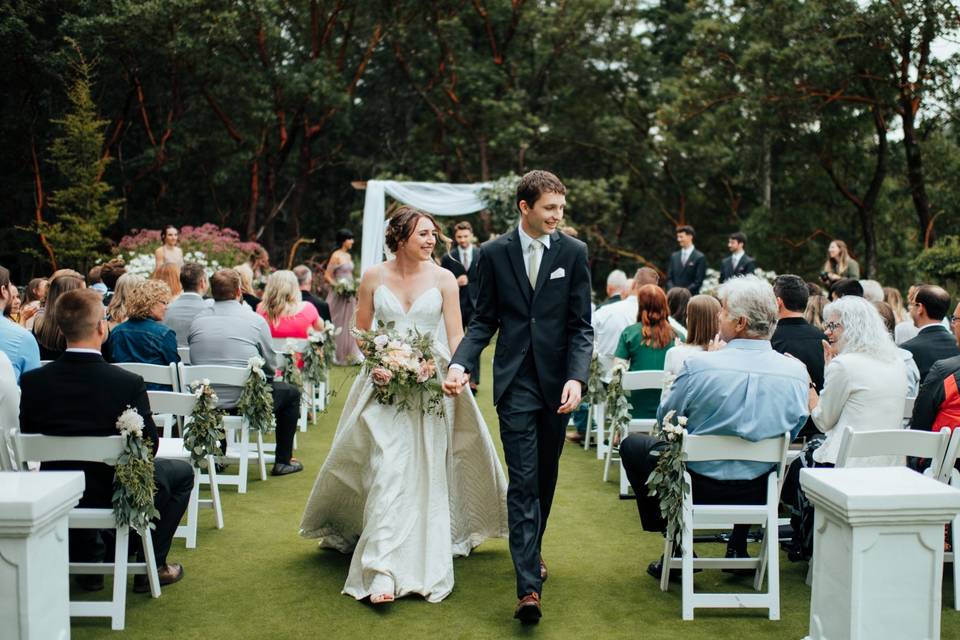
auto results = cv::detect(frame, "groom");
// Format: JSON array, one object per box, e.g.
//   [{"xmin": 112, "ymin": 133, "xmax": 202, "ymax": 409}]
[{"xmin": 444, "ymin": 170, "xmax": 593, "ymax": 622}]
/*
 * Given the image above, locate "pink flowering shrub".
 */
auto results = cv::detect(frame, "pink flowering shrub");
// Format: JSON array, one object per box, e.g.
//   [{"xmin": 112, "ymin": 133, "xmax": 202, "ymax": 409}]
[{"xmin": 118, "ymin": 224, "xmax": 264, "ymax": 270}]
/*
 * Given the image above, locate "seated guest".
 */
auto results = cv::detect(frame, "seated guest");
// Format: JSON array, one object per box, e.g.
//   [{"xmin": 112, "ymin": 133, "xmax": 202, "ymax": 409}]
[
  {"xmin": 293, "ymin": 264, "xmax": 331, "ymax": 322},
  {"xmin": 108, "ymin": 279, "xmax": 179, "ymax": 377},
  {"xmin": 772, "ymin": 275, "xmax": 828, "ymax": 407},
  {"xmin": 99, "ymin": 258, "xmax": 126, "ymax": 306},
  {"xmin": 0, "ymin": 351, "xmax": 17, "ymax": 468},
  {"xmin": 86, "ymin": 265, "xmax": 107, "ymax": 294},
  {"xmin": 873, "ymin": 301, "xmax": 921, "ymax": 397},
  {"xmin": 663, "ymin": 294, "xmax": 719, "ymax": 395},
  {"xmin": 598, "ymin": 269, "xmax": 628, "ymax": 308},
  {"xmin": 592, "ymin": 267, "xmax": 659, "ymax": 382},
  {"xmin": 804, "ymin": 292, "xmax": 827, "ymax": 331},
  {"xmin": 901, "ymin": 284, "xmax": 959, "ymax": 383},
  {"xmin": 614, "ymin": 285, "xmax": 674, "ymax": 420},
  {"xmin": 666, "ymin": 287, "xmax": 690, "ymax": 342},
  {"xmin": 19, "ymin": 277, "xmax": 48, "ymax": 329},
  {"xmin": 0, "ymin": 265, "xmax": 41, "ymax": 382},
  {"xmin": 782, "ymin": 295, "xmax": 907, "ymax": 560},
  {"xmin": 106, "ymin": 273, "xmax": 144, "ymax": 329},
  {"xmin": 32, "ymin": 270, "xmax": 85, "ymax": 361},
  {"xmin": 258, "ymin": 270, "xmax": 323, "ymax": 339},
  {"xmin": 859, "ymin": 279, "xmax": 883, "ymax": 302},
  {"xmin": 233, "ymin": 263, "xmax": 261, "ymax": 312},
  {"xmin": 621, "ymin": 276, "xmax": 808, "ymax": 579},
  {"xmin": 19, "ymin": 288, "xmax": 191, "ymax": 591},
  {"xmin": 895, "ymin": 285, "xmax": 922, "ymax": 345},
  {"xmin": 163, "ymin": 262, "xmax": 211, "ymax": 347},
  {"xmin": 188, "ymin": 269, "xmax": 303, "ymax": 476},
  {"xmin": 829, "ymin": 277, "xmax": 863, "ymax": 300},
  {"xmin": 151, "ymin": 263, "xmax": 183, "ymax": 301},
  {"xmin": 953, "ymin": 299, "xmax": 960, "ymax": 346}
]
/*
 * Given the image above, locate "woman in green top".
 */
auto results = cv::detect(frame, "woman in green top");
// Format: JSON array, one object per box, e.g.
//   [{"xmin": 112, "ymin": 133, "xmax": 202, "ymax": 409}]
[
  {"xmin": 614, "ymin": 284, "xmax": 675, "ymax": 418},
  {"xmin": 820, "ymin": 239, "xmax": 860, "ymax": 284}
]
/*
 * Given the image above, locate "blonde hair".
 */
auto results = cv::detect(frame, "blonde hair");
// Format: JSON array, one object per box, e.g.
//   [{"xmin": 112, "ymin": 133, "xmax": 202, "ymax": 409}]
[
  {"xmin": 260, "ymin": 270, "xmax": 300, "ymax": 325},
  {"xmin": 822, "ymin": 240, "xmax": 851, "ymax": 276},
  {"xmin": 233, "ymin": 263, "xmax": 255, "ymax": 294},
  {"xmin": 151, "ymin": 263, "xmax": 182, "ymax": 297},
  {"xmin": 805, "ymin": 294, "xmax": 827, "ymax": 330},
  {"xmin": 107, "ymin": 273, "xmax": 145, "ymax": 324},
  {"xmin": 125, "ymin": 279, "xmax": 172, "ymax": 320}
]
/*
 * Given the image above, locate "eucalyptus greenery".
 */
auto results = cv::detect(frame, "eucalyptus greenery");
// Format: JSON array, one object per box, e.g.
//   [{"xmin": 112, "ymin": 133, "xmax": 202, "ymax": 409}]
[
  {"xmin": 302, "ymin": 339, "xmax": 327, "ymax": 387},
  {"xmin": 112, "ymin": 408, "xmax": 160, "ymax": 533},
  {"xmin": 646, "ymin": 411, "xmax": 691, "ymax": 551},
  {"xmin": 586, "ymin": 353, "xmax": 606, "ymax": 407},
  {"xmin": 280, "ymin": 346, "xmax": 303, "ymax": 393},
  {"xmin": 183, "ymin": 381, "xmax": 225, "ymax": 469},
  {"xmin": 238, "ymin": 356, "xmax": 276, "ymax": 434},
  {"xmin": 605, "ymin": 366, "xmax": 632, "ymax": 444}
]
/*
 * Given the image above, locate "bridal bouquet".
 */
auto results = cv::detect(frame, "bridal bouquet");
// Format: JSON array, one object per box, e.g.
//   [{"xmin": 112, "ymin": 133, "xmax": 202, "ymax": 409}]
[
  {"xmin": 352, "ymin": 322, "xmax": 444, "ymax": 415},
  {"xmin": 113, "ymin": 407, "xmax": 160, "ymax": 532},
  {"xmin": 332, "ymin": 278, "xmax": 357, "ymax": 299},
  {"xmin": 646, "ymin": 410, "xmax": 690, "ymax": 550}
]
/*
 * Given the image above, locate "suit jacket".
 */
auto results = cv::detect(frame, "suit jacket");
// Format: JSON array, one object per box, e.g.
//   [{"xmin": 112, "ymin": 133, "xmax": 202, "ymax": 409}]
[
  {"xmin": 901, "ymin": 325, "xmax": 960, "ymax": 384},
  {"xmin": 666, "ymin": 249, "xmax": 707, "ymax": 294},
  {"xmin": 19, "ymin": 351, "xmax": 159, "ymax": 507},
  {"xmin": 440, "ymin": 246, "xmax": 479, "ymax": 328},
  {"xmin": 163, "ymin": 292, "xmax": 212, "ymax": 347},
  {"xmin": 719, "ymin": 253, "xmax": 757, "ymax": 283},
  {"xmin": 771, "ymin": 317, "xmax": 828, "ymax": 391},
  {"xmin": 301, "ymin": 290, "xmax": 331, "ymax": 322},
  {"xmin": 451, "ymin": 228, "xmax": 593, "ymax": 406}
]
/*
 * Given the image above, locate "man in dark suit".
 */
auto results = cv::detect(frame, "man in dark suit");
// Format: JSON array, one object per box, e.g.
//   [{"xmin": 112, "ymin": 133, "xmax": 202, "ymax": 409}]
[
  {"xmin": 901, "ymin": 285, "xmax": 959, "ymax": 383},
  {"xmin": 19, "ymin": 288, "xmax": 192, "ymax": 592},
  {"xmin": 719, "ymin": 231, "xmax": 757, "ymax": 283},
  {"xmin": 293, "ymin": 264, "xmax": 331, "ymax": 322},
  {"xmin": 445, "ymin": 170, "xmax": 593, "ymax": 623},
  {"xmin": 665, "ymin": 225, "xmax": 707, "ymax": 294},
  {"xmin": 440, "ymin": 221, "xmax": 481, "ymax": 388},
  {"xmin": 771, "ymin": 275, "xmax": 827, "ymax": 438}
]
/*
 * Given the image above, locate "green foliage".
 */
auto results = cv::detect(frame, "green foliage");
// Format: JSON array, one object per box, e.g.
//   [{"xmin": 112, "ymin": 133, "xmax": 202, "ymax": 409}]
[
  {"xmin": 914, "ymin": 236, "xmax": 960, "ymax": 295},
  {"xmin": 238, "ymin": 357, "xmax": 276, "ymax": 434},
  {"xmin": 183, "ymin": 382, "xmax": 226, "ymax": 468},
  {"xmin": 112, "ymin": 433, "xmax": 160, "ymax": 533}
]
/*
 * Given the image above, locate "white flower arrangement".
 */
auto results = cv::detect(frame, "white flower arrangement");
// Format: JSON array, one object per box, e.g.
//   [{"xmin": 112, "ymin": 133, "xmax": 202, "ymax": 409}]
[{"xmin": 116, "ymin": 406, "xmax": 145, "ymax": 439}]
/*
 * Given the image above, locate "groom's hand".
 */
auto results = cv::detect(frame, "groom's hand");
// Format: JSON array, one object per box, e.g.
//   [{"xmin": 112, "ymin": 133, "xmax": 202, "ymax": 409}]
[
  {"xmin": 557, "ymin": 380, "xmax": 583, "ymax": 414},
  {"xmin": 442, "ymin": 368, "xmax": 470, "ymax": 395}
]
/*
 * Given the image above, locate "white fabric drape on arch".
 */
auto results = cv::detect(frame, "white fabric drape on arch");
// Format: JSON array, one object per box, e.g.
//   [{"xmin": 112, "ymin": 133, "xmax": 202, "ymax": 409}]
[{"xmin": 360, "ymin": 180, "xmax": 491, "ymax": 274}]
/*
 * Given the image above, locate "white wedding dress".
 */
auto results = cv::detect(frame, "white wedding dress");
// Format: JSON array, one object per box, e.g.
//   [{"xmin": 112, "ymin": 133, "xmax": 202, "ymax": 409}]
[{"xmin": 299, "ymin": 282, "xmax": 508, "ymax": 603}]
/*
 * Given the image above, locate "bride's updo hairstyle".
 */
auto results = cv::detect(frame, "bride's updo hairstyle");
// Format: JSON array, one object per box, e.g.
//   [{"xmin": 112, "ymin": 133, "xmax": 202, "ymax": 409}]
[{"xmin": 385, "ymin": 206, "xmax": 447, "ymax": 254}]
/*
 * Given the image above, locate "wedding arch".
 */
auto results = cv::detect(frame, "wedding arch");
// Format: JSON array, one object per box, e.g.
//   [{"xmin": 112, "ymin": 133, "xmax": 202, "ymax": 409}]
[{"xmin": 359, "ymin": 180, "xmax": 491, "ymax": 274}]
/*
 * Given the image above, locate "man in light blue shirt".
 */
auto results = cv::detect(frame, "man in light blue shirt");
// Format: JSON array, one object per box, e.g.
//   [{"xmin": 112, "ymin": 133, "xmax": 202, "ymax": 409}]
[
  {"xmin": 0, "ymin": 266, "xmax": 40, "ymax": 382},
  {"xmin": 620, "ymin": 275, "xmax": 808, "ymax": 581}
]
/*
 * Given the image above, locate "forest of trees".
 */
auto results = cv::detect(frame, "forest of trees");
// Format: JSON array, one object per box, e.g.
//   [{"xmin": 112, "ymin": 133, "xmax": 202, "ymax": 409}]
[{"xmin": 3, "ymin": 0, "xmax": 959, "ymax": 291}]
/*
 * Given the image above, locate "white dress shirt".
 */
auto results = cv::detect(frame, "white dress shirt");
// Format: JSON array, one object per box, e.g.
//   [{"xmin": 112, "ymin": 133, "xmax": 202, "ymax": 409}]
[
  {"xmin": 517, "ymin": 224, "xmax": 551, "ymax": 275},
  {"xmin": 593, "ymin": 296, "xmax": 638, "ymax": 382},
  {"xmin": 730, "ymin": 249, "xmax": 744, "ymax": 269},
  {"xmin": 680, "ymin": 245, "xmax": 695, "ymax": 265},
  {"xmin": 458, "ymin": 245, "xmax": 474, "ymax": 270}
]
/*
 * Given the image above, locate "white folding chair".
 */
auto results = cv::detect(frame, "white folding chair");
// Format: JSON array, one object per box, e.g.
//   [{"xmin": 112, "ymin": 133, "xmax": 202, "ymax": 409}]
[
  {"xmin": 113, "ymin": 363, "xmax": 181, "ymax": 435},
  {"xmin": 177, "ymin": 363, "xmax": 271, "ymax": 494},
  {"xmin": 584, "ymin": 398, "xmax": 606, "ymax": 456},
  {"xmin": 936, "ymin": 428, "xmax": 960, "ymax": 611},
  {"xmin": 148, "ymin": 391, "xmax": 224, "ymax": 548},
  {"xmin": 604, "ymin": 370, "xmax": 666, "ymax": 496},
  {"xmin": 177, "ymin": 346, "xmax": 191, "ymax": 364},
  {"xmin": 272, "ymin": 338, "xmax": 309, "ymax": 432},
  {"xmin": 904, "ymin": 396, "xmax": 916, "ymax": 421},
  {"xmin": 659, "ymin": 433, "xmax": 789, "ymax": 621},
  {"xmin": 835, "ymin": 426, "xmax": 949, "ymax": 478},
  {"xmin": 15, "ymin": 433, "xmax": 162, "ymax": 630}
]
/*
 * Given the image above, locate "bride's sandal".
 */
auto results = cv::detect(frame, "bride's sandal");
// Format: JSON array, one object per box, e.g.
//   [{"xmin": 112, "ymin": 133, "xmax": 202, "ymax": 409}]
[{"xmin": 370, "ymin": 593, "xmax": 395, "ymax": 605}]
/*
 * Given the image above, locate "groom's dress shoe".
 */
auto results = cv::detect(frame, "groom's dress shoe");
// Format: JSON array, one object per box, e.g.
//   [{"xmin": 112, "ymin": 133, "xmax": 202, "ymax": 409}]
[
  {"xmin": 539, "ymin": 556, "xmax": 548, "ymax": 581},
  {"xmin": 514, "ymin": 592, "xmax": 542, "ymax": 623}
]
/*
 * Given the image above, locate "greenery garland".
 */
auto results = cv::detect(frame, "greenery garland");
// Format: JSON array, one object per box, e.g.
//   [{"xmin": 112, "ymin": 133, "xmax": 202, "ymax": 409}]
[
  {"xmin": 646, "ymin": 410, "xmax": 690, "ymax": 551},
  {"xmin": 586, "ymin": 353, "xmax": 606, "ymax": 407},
  {"xmin": 183, "ymin": 381, "xmax": 225, "ymax": 468},
  {"xmin": 112, "ymin": 407, "xmax": 160, "ymax": 533},
  {"xmin": 237, "ymin": 356, "xmax": 276, "ymax": 434},
  {"xmin": 302, "ymin": 337, "xmax": 327, "ymax": 387},
  {"xmin": 605, "ymin": 365, "xmax": 632, "ymax": 444},
  {"xmin": 280, "ymin": 345, "xmax": 303, "ymax": 393}
]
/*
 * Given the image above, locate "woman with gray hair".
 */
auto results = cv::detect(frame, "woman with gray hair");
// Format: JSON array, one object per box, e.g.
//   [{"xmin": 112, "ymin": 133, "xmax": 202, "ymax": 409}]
[{"xmin": 782, "ymin": 295, "xmax": 907, "ymax": 560}]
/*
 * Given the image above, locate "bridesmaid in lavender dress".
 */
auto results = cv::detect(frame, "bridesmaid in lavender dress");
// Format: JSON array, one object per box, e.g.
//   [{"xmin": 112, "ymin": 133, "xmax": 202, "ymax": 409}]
[{"xmin": 325, "ymin": 229, "xmax": 363, "ymax": 364}]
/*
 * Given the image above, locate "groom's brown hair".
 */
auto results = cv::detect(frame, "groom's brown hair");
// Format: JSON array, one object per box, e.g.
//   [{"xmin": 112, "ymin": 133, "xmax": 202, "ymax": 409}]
[{"xmin": 516, "ymin": 170, "xmax": 566, "ymax": 212}]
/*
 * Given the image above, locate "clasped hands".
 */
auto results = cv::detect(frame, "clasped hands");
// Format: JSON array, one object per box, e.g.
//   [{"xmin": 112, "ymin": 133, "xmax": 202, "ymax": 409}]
[{"xmin": 442, "ymin": 369, "xmax": 583, "ymax": 415}]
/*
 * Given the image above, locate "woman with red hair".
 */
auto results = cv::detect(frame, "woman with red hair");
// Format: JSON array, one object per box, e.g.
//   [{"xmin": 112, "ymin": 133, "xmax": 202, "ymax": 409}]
[{"xmin": 614, "ymin": 284, "xmax": 675, "ymax": 418}]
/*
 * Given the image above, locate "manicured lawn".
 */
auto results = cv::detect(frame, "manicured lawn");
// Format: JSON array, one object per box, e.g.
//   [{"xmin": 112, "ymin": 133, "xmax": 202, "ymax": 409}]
[{"xmin": 72, "ymin": 349, "xmax": 959, "ymax": 639}]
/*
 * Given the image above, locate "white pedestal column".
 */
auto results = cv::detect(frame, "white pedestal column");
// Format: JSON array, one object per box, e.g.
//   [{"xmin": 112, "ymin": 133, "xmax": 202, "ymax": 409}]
[
  {"xmin": 0, "ymin": 471, "xmax": 85, "ymax": 640},
  {"xmin": 801, "ymin": 467, "xmax": 960, "ymax": 640}
]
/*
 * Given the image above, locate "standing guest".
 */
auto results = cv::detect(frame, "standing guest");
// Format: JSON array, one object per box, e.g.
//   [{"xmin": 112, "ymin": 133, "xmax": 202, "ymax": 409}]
[
  {"xmin": 293, "ymin": 265, "xmax": 331, "ymax": 322},
  {"xmin": 895, "ymin": 285, "xmax": 922, "ymax": 345},
  {"xmin": 106, "ymin": 273, "xmax": 145, "ymax": 329},
  {"xmin": 440, "ymin": 222, "xmax": 480, "ymax": 389},
  {"xmin": 0, "ymin": 266, "xmax": 40, "ymax": 382},
  {"xmin": 901, "ymin": 285, "xmax": 959, "ymax": 383},
  {"xmin": 819, "ymin": 239, "xmax": 860, "ymax": 285},
  {"xmin": 884, "ymin": 286, "xmax": 908, "ymax": 324},
  {"xmin": 233, "ymin": 263, "xmax": 261, "ymax": 311},
  {"xmin": 19, "ymin": 278, "xmax": 48, "ymax": 329},
  {"xmin": 662, "ymin": 294, "xmax": 719, "ymax": 395},
  {"xmin": 772, "ymin": 275, "xmax": 828, "ymax": 392},
  {"xmin": 99, "ymin": 258, "xmax": 126, "ymax": 306},
  {"xmin": 598, "ymin": 269, "xmax": 628, "ymax": 308},
  {"xmin": 613, "ymin": 285, "xmax": 674, "ymax": 420},
  {"xmin": 829, "ymin": 277, "xmax": 863, "ymax": 300},
  {"xmin": 257, "ymin": 270, "xmax": 323, "ymax": 339},
  {"xmin": 665, "ymin": 225, "xmax": 706, "ymax": 294},
  {"xmin": 163, "ymin": 262, "xmax": 211, "ymax": 347},
  {"xmin": 620, "ymin": 276, "xmax": 808, "ymax": 579},
  {"xmin": 860, "ymin": 279, "xmax": 883, "ymax": 302},
  {"xmin": 108, "ymin": 279, "xmax": 179, "ymax": 374},
  {"xmin": 593, "ymin": 267, "xmax": 660, "ymax": 381},
  {"xmin": 151, "ymin": 263, "xmax": 182, "ymax": 301},
  {"xmin": 33, "ymin": 271, "xmax": 85, "ymax": 361},
  {"xmin": 873, "ymin": 301, "xmax": 921, "ymax": 398},
  {"xmin": 188, "ymin": 269, "xmax": 303, "ymax": 476},
  {"xmin": 666, "ymin": 287, "xmax": 690, "ymax": 342},
  {"xmin": 324, "ymin": 228, "xmax": 362, "ymax": 365},
  {"xmin": 719, "ymin": 231, "xmax": 757, "ymax": 283},
  {"xmin": 86, "ymin": 265, "xmax": 107, "ymax": 295},
  {"xmin": 154, "ymin": 225, "xmax": 184, "ymax": 269},
  {"xmin": 20, "ymin": 288, "xmax": 191, "ymax": 592},
  {"xmin": 782, "ymin": 295, "xmax": 907, "ymax": 560},
  {"xmin": 805, "ymin": 293, "xmax": 827, "ymax": 331}
]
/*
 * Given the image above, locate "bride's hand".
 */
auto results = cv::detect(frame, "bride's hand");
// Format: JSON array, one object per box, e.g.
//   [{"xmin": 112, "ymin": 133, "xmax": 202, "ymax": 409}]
[{"xmin": 442, "ymin": 368, "xmax": 469, "ymax": 395}]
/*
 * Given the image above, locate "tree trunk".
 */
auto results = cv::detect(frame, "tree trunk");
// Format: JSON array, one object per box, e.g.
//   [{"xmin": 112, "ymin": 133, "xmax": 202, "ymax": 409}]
[{"xmin": 901, "ymin": 104, "xmax": 933, "ymax": 246}]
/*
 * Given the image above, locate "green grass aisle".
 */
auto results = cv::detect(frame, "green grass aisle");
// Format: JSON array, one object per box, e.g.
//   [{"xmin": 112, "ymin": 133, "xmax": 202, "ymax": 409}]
[{"xmin": 73, "ymin": 348, "xmax": 958, "ymax": 639}]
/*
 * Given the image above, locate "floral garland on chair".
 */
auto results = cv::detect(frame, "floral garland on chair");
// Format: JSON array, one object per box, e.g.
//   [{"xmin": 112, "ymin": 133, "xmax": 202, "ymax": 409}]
[
  {"xmin": 605, "ymin": 365, "xmax": 632, "ymax": 446},
  {"xmin": 113, "ymin": 408, "xmax": 160, "ymax": 532},
  {"xmin": 237, "ymin": 356, "xmax": 276, "ymax": 434},
  {"xmin": 302, "ymin": 323, "xmax": 340, "ymax": 406},
  {"xmin": 645, "ymin": 409, "xmax": 690, "ymax": 550},
  {"xmin": 183, "ymin": 380, "xmax": 225, "ymax": 468},
  {"xmin": 585, "ymin": 353, "xmax": 606, "ymax": 407},
  {"xmin": 279, "ymin": 342, "xmax": 304, "ymax": 393}
]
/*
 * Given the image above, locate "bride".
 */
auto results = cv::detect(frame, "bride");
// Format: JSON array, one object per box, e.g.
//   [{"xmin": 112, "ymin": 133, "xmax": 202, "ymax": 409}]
[{"xmin": 300, "ymin": 206, "xmax": 508, "ymax": 604}]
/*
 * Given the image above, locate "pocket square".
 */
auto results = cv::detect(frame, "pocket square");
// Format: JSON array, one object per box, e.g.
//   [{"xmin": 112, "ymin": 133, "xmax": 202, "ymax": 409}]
[{"xmin": 549, "ymin": 268, "xmax": 565, "ymax": 280}]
